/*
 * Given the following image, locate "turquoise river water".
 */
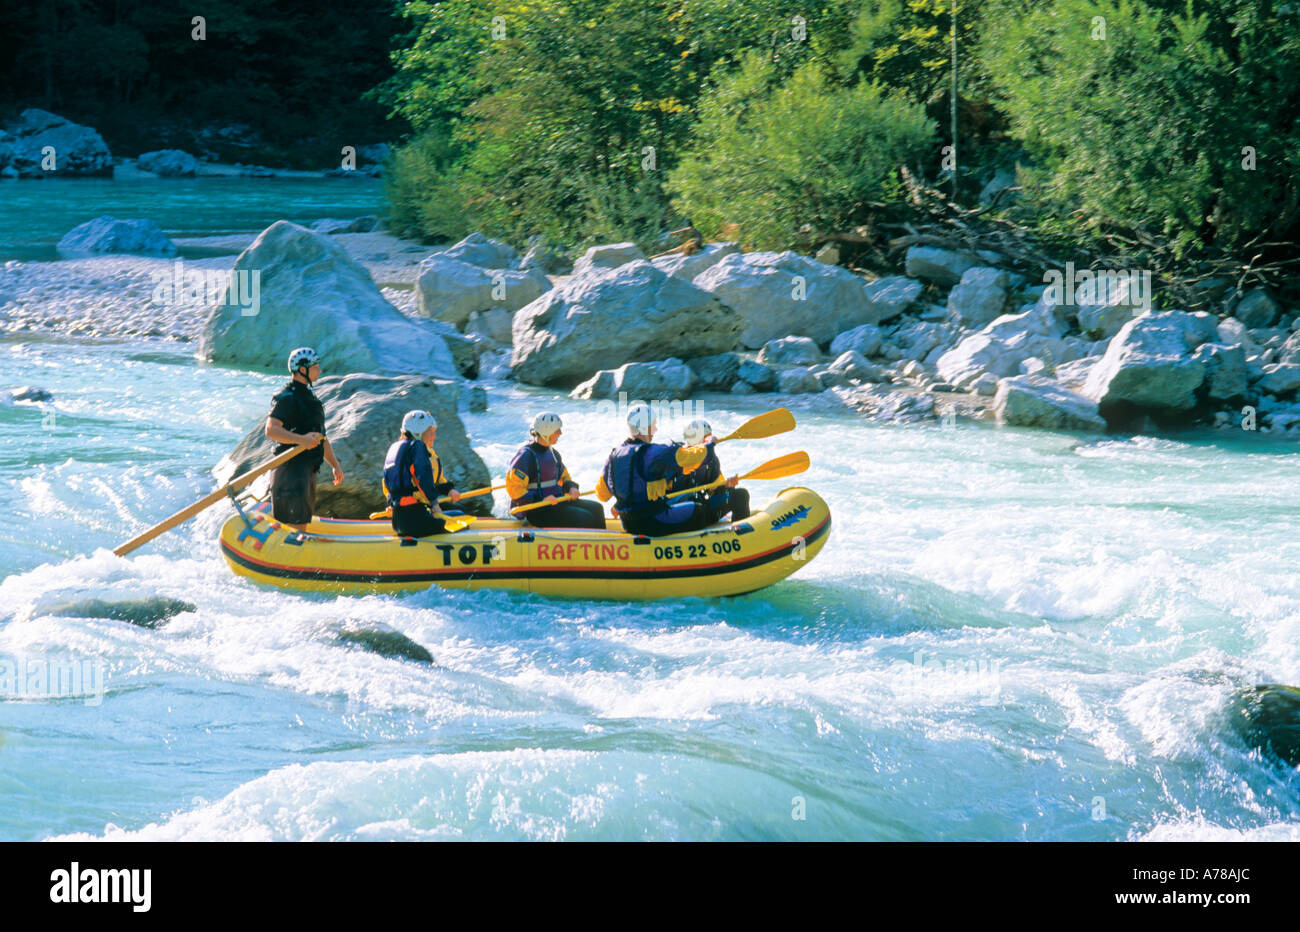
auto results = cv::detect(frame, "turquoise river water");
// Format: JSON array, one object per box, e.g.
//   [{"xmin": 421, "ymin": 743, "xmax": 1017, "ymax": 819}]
[{"xmin": 0, "ymin": 177, "xmax": 1298, "ymax": 841}]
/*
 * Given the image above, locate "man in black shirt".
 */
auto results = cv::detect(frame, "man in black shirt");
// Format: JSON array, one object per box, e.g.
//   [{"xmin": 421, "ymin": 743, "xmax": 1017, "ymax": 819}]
[{"xmin": 264, "ymin": 346, "xmax": 344, "ymax": 529}]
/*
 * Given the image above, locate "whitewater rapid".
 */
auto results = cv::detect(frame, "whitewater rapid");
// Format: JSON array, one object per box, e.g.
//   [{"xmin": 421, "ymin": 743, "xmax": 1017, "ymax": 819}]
[{"xmin": 3, "ymin": 326, "xmax": 1300, "ymax": 841}]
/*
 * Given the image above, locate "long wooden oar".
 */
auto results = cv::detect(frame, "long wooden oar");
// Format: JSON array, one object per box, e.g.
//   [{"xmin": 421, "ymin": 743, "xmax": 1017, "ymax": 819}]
[
  {"xmin": 668, "ymin": 451, "xmax": 810, "ymax": 499},
  {"xmin": 113, "ymin": 445, "xmax": 308, "ymax": 557},
  {"xmin": 714, "ymin": 408, "xmax": 795, "ymax": 443},
  {"xmin": 513, "ymin": 451, "xmax": 810, "ymax": 515}
]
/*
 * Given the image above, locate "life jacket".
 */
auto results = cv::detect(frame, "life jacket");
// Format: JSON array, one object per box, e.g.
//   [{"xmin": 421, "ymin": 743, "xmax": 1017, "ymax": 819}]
[
  {"xmin": 509, "ymin": 443, "xmax": 567, "ymax": 507},
  {"xmin": 604, "ymin": 440, "xmax": 664, "ymax": 516},
  {"xmin": 672, "ymin": 444, "xmax": 720, "ymax": 492},
  {"xmin": 382, "ymin": 437, "xmax": 432, "ymax": 508}
]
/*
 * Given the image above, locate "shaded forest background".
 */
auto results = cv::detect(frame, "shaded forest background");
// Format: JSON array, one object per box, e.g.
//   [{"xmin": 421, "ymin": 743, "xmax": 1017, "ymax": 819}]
[{"xmin": 2, "ymin": 0, "xmax": 1298, "ymax": 295}]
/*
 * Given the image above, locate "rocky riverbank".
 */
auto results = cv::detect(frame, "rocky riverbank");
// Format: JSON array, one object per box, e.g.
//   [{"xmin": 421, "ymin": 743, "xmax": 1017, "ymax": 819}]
[{"xmin": 5, "ymin": 214, "xmax": 1299, "ymax": 462}]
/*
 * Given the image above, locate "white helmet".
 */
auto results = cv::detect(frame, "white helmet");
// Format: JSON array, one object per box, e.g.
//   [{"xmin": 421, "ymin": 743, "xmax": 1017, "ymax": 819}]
[
  {"xmin": 402, "ymin": 409, "xmax": 437, "ymax": 437},
  {"xmin": 683, "ymin": 419, "xmax": 712, "ymax": 445},
  {"xmin": 531, "ymin": 412, "xmax": 563, "ymax": 438},
  {"xmin": 626, "ymin": 402, "xmax": 657, "ymax": 437},
  {"xmin": 287, "ymin": 346, "xmax": 320, "ymax": 374}
]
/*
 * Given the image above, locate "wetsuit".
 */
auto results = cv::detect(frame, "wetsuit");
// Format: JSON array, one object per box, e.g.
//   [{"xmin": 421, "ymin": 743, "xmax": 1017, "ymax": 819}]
[
  {"xmin": 669, "ymin": 442, "xmax": 750, "ymax": 522},
  {"xmin": 596, "ymin": 438, "xmax": 711, "ymax": 536},
  {"xmin": 268, "ymin": 379, "xmax": 325, "ymax": 525},
  {"xmin": 382, "ymin": 435, "xmax": 458, "ymax": 537},
  {"xmin": 506, "ymin": 441, "xmax": 605, "ymax": 529}
]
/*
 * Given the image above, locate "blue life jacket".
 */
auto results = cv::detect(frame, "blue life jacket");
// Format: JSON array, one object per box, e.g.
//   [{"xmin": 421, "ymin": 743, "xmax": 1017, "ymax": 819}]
[
  {"xmin": 383, "ymin": 437, "xmax": 436, "ymax": 507},
  {"xmin": 604, "ymin": 439, "xmax": 677, "ymax": 516},
  {"xmin": 672, "ymin": 443, "xmax": 720, "ymax": 492}
]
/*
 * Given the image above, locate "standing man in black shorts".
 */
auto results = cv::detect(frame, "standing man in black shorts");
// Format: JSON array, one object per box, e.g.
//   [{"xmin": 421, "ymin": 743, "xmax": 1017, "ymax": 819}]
[{"xmin": 264, "ymin": 346, "xmax": 344, "ymax": 530}]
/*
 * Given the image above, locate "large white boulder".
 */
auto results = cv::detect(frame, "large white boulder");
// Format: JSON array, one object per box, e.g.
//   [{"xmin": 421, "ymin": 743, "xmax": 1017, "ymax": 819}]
[
  {"xmin": 511, "ymin": 260, "xmax": 739, "ymax": 386},
  {"xmin": 693, "ymin": 251, "xmax": 887, "ymax": 348},
  {"xmin": 1072, "ymin": 272, "xmax": 1147, "ymax": 339},
  {"xmin": 1233, "ymin": 289, "xmax": 1279, "ymax": 329},
  {"xmin": 946, "ymin": 267, "xmax": 1009, "ymax": 328},
  {"xmin": 199, "ymin": 221, "xmax": 457, "ymax": 377},
  {"xmin": 432, "ymin": 232, "xmax": 519, "ymax": 269},
  {"xmin": 571, "ymin": 242, "xmax": 645, "ymax": 277},
  {"xmin": 758, "ymin": 335, "xmax": 821, "ymax": 366},
  {"xmin": 0, "ymin": 109, "xmax": 112, "ymax": 177},
  {"xmin": 569, "ymin": 358, "xmax": 695, "ymax": 400},
  {"xmin": 831, "ymin": 323, "xmax": 883, "ymax": 359},
  {"xmin": 1257, "ymin": 363, "xmax": 1300, "ymax": 397},
  {"xmin": 413, "ymin": 254, "xmax": 549, "ymax": 326},
  {"xmin": 936, "ymin": 301, "xmax": 1071, "ymax": 390},
  {"xmin": 1082, "ymin": 311, "xmax": 1218, "ymax": 415},
  {"xmin": 864, "ymin": 276, "xmax": 923, "ymax": 323},
  {"xmin": 57, "ymin": 216, "xmax": 177, "ymax": 256},
  {"xmin": 651, "ymin": 242, "xmax": 740, "ymax": 280},
  {"xmin": 994, "ymin": 375, "xmax": 1106, "ymax": 431},
  {"xmin": 214, "ymin": 374, "xmax": 490, "ymax": 517},
  {"xmin": 904, "ymin": 245, "xmax": 979, "ymax": 287},
  {"xmin": 1193, "ymin": 342, "xmax": 1249, "ymax": 402}
]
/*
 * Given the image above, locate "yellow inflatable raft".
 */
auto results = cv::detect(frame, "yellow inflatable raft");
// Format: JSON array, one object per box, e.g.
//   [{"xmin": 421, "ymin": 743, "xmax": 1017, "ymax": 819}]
[{"xmin": 218, "ymin": 487, "xmax": 831, "ymax": 599}]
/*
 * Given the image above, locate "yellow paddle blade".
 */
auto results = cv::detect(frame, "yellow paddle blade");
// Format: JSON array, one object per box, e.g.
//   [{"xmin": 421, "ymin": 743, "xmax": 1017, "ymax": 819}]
[
  {"xmin": 670, "ymin": 452, "xmax": 810, "ymax": 499},
  {"xmin": 717, "ymin": 408, "xmax": 796, "ymax": 443},
  {"xmin": 442, "ymin": 515, "xmax": 478, "ymax": 533},
  {"xmin": 368, "ymin": 509, "xmax": 392, "ymax": 520},
  {"xmin": 741, "ymin": 450, "xmax": 809, "ymax": 481}
]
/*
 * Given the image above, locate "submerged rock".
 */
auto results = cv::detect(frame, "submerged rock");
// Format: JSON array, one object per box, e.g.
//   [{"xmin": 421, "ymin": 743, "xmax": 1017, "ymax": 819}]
[
  {"xmin": 335, "ymin": 623, "xmax": 435, "ymax": 664},
  {"xmin": 1227, "ymin": 684, "xmax": 1300, "ymax": 768},
  {"xmin": 45, "ymin": 597, "xmax": 196, "ymax": 629},
  {"xmin": 198, "ymin": 221, "xmax": 458, "ymax": 378},
  {"xmin": 8, "ymin": 385, "xmax": 53, "ymax": 402},
  {"xmin": 58, "ymin": 216, "xmax": 177, "ymax": 256},
  {"xmin": 215, "ymin": 373, "xmax": 491, "ymax": 518}
]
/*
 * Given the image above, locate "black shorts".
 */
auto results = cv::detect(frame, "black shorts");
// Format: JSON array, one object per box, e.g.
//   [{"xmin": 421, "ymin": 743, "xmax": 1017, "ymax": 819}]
[
  {"xmin": 392, "ymin": 503, "xmax": 449, "ymax": 538},
  {"xmin": 523, "ymin": 499, "xmax": 607, "ymax": 529},
  {"xmin": 271, "ymin": 460, "xmax": 317, "ymax": 525}
]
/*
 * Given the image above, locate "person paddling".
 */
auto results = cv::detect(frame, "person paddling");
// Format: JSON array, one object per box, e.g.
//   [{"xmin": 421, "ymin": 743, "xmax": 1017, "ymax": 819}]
[
  {"xmin": 596, "ymin": 403, "xmax": 714, "ymax": 536},
  {"xmin": 265, "ymin": 347, "xmax": 344, "ymax": 531},
  {"xmin": 382, "ymin": 410, "xmax": 462, "ymax": 538},
  {"xmin": 507, "ymin": 413, "xmax": 606, "ymax": 529},
  {"xmin": 670, "ymin": 419, "xmax": 750, "ymax": 522}
]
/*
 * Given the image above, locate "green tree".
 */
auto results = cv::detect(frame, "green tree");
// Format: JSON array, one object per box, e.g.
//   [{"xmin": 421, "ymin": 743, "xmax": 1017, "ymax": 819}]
[{"xmin": 669, "ymin": 53, "xmax": 936, "ymax": 249}]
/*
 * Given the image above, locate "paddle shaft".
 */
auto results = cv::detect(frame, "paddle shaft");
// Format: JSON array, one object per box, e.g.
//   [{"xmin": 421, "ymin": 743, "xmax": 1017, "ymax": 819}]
[
  {"xmin": 113, "ymin": 444, "xmax": 309, "ymax": 557},
  {"xmin": 514, "ymin": 451, "xmax": 808, "ymax": 514}
]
